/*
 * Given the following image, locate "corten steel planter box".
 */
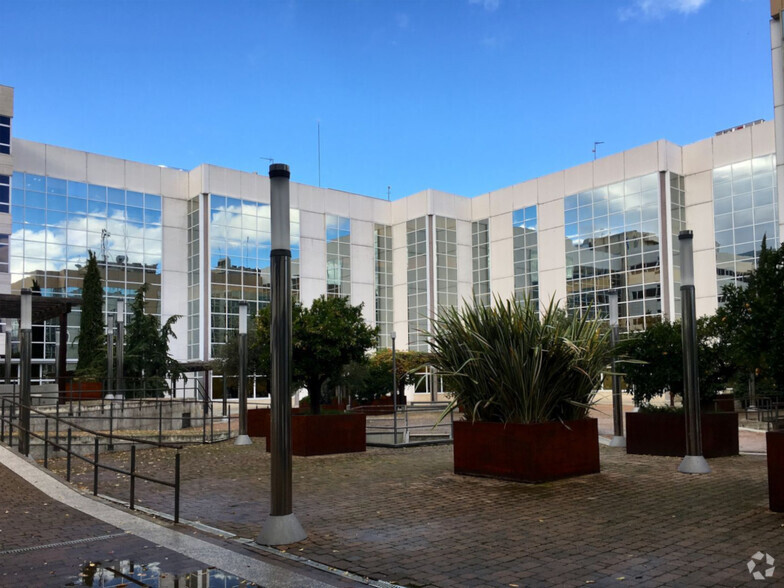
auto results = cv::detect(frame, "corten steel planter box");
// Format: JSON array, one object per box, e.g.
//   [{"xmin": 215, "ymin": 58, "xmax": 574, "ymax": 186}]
[
  {"xmin": 247, "ymin": 408, "xmax": 271, "ymax": 438},
  {"xmin": 264, "ymin": 412, "xmax": 366, "ymax": 456},
  {"xmin": 767, "ymin": 431, "xmax": 784, "ymax": 511},
  {"xmin": 453, "ymin": 418, "xmax": 600, "ymax": 483},
  {"xmin": 60, "ymin": 381, "xmax": 103, "ymax": 402},
  {"xmin": 626, "ymin": 411, "xmax": 739, "ymax": 458}
]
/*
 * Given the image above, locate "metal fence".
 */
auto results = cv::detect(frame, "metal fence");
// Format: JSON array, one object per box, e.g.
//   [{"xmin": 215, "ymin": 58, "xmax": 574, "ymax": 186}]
[
  {"xmin": 0, "ymin": 388, "xmax": 238, "ymax": 523},
  {"xmin": 360, "ymin": 402, "xmax": 456, "ymax": 447}
]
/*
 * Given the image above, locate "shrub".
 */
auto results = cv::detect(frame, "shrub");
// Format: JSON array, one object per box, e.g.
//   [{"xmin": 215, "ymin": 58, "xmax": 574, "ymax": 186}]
[{"xmin": 428, "ymin": 296, "xmax": 613, "ymax": 424}]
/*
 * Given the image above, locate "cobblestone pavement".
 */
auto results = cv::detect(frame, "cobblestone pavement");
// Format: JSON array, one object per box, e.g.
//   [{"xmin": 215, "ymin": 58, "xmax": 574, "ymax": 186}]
[
  {"xmin": 0, "ymin": 453, "xmax": 365, "ymax": 587},
  {"xmin": 48, "ymin": 437, "xmax": 784, "ymax": 588}
]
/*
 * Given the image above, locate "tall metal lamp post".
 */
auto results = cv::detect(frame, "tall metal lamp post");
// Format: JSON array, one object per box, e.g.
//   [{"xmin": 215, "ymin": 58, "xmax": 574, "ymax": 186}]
[
  {"xmin": 677, "ymin": 230, "xmax": 710, "ymax": 474},
  {"xmin": 257, "ymin": 163, "xmax": 307, "ymax": 545},
  {"xmin": 106, "ymin": 314, "xmax": 115, "ymax": 400},
  {"xmin": 391, "ymin": 331, "xmax": 397, "ymax": 444},
  {"xmin": 19, "ymin": 289, "xmax": 32, "ymax": 456},
  {"xmin": 116, "ymin": 299, "xmax": 124, "ymax": 397},
  {"xmin": 608, "ymin": 291, "xmax": 625, "ymax": 447},
  {"xmin": 235, "ymin": 301, "xmax": 252, "ymax": 445}
]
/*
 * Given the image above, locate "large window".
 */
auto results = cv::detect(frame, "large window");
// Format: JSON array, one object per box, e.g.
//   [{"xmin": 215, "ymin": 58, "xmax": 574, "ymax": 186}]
[
  {"xmin": 564, "ymin": 173, "xmax": 662, "ymax": 332},
  {"xmin": 326, "ymin": 214, "xmax": 350, "ymax": 298},
  {"xmin": 407, "ymin": 216, "xmax": 428, "ymax": 351},
  {"xmin": 209, "ymin": 194, "xmax": 300, "ymax": 357},
  {"xmin": 0, "ymin": 174, "xmax": 9, "ymax": 213},
  {"xmin": 513, "ymin": 206, "xmax": 538, "ymax": 306},
  {"xmin": 713, "ymin": 155, "xmax": 778, "ymax": 301},
  {"xmin": 10, "ymin": 172, "xmax": 163, "ymax": 360},
  {"xmin": 670, "ymin": 173, "xmax": 686, "ymax": 316},
  {"xmin": 187, "ymin": 196, "xmax": 200, "ymax": 360},
  {"xmin": 435, "ymin": 216, "xmax": 457, "ymax": 309},
  {"xmin": 472, "ymin": 219, "xmax": 490, "ymax": 305},
  {"xmin": 374, "ymin": 224, "xmax": 393, "ymax": 348},
  {"xmin": 0, "ymin": 116, "xmax": 10, "ymax": 155}
]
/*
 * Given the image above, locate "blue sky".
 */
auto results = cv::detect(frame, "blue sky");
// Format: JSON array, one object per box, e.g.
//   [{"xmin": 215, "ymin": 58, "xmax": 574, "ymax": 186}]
[{"xmin": 1, "ymin": 0, "xmax": 772, "ymax": 200}]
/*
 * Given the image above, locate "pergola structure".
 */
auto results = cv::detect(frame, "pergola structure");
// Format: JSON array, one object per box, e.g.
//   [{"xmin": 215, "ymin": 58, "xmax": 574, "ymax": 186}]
[{"xmin": 0, "ymin": 293, "xmax": 82, "ymax": 388}]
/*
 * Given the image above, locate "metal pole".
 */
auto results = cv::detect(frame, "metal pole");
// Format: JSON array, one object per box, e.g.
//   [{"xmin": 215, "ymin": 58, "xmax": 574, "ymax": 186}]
[
  {"xmin": 19, "ymin": 289, "xmax": 32, "ymax": 456},
  {"xmin": 257, "ymin": 163, "xmax": 306, "ymax": 545},
  {"xmin": 235, "ymin": 301, "xmax": 251, "ymax": 445},
  {"xmin": 4, "ymin": 331, "xmax": 10, "ymax": 384},
  {"xmin": 174, "ymin": 451, "xmax": 181, "ymax": 524},
  {"xmin": 116, "ymin": 299, "xmax": 125, "ymax": 398},
  {"xmin": 129, "ymin": 445, "xmax": 136, "ymax": 510},
  {"xmin": 392, "ymin": 331, "xmax": 398, "ymax": 446},
  {"xmin": 44, "ymin": 419, "xmax": 49, "ymax": 468},
  {"xmin": 106, "ymin": 315, "xmax": 114, "ymax": 400},
  {"xmin": 677, "ymin": 231, "xmax": 710, "ymax": 474},
  {"xmin": 66, "ymin": 428, "xmax": 72, "ymax": 482},
  {"xmin": 608, "ymin": 291, "xmax": 625, "ymax": 447},
  {"xmin": 93, "ymin": 437, "xmax": 99, "ymax": 495}
]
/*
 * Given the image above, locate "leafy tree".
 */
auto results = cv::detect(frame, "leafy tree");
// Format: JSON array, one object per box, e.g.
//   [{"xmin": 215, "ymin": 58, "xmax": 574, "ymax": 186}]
[
  {"xmin": 618, "ymin": 317, "xmax": 731, "ymax": 406},
  {"xmin": 715, "ymin": 238, "xmax": 784, "ymax": 394},
  {"xmin": 75, "ymin": 250, "xmax": 105, "ymax": 380},
  {"xmin": 253, "ymin": 295, "xmax": 377, "ymax": 414},
  {"xmin": 370, "ymin": 348, "xmax": 432, "ymax": 402},
  {"xmin": 123, "ymin": 283, "xmax": 182, "ymax": 396}
]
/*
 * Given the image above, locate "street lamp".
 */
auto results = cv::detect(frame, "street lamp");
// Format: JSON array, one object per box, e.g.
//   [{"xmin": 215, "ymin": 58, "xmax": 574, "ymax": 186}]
[
  {"xmin": 678, "ymin": 230, "xmax": 710, "ymax": 474},
  {"xmin": 256, "ymin": 163, "xmax": 306, "ymax": 545},
  {"xmin": 19, "ymin": 288, "xmax": 32, "ymax": 456},
  {"xmin": 106, "ymin": 314, "xmax": 115, "ymax": 400},
  {"xmin": 116, "ymin": 299, "xmax": 124, "ymax": 398},
  {"xmin": 235, "ymin": 301, "xmax": 252, "ymax": 445},
  {"xmin": 391, "ymin": 331, "xmax": 398, "ymax": 445},
  {"xmin": 608, "ymin": 291, "xmax": 625, "ymax": 447}
]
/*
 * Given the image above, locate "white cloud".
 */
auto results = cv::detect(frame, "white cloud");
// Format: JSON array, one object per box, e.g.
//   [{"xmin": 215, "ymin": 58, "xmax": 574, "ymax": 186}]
[
  {"xmin": 619, "ymin": 0, "xmax": 708, "ymax": 21},
  {"xmin": 469, "ymin": 0, "xmax": 500, "ymax": 13}
]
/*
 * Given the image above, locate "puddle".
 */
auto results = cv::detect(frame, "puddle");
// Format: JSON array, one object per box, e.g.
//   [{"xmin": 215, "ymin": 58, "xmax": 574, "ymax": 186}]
[{"xmin": 67, "ymin": 560, "xmax": 258, "ymax": 587}]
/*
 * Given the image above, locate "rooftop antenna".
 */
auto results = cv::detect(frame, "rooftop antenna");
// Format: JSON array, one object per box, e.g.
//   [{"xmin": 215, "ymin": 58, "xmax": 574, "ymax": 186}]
[
  {"xmin": 387, "ymin": 186, "xmax": 391, "ymax": 201},
  {"xmin": 593, "ymin": 141, "xmax": 604, "ymax": 160},
  {"xmin": 317, "ymin": 120, "xmax": 322, "ymax": 188},
  {"xmin": 260, "ymin": 157, "xmax": 274, "ymax": 173}
]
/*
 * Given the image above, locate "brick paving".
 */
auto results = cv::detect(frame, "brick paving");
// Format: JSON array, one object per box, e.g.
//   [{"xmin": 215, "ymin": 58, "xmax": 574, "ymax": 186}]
[
  {"xmin": 0, "ymin": 462, "xmax": 214, "ymax": 587},
  {"xmin": 48, "ymin": 435, "xmax": 784, "ymax": 588}
]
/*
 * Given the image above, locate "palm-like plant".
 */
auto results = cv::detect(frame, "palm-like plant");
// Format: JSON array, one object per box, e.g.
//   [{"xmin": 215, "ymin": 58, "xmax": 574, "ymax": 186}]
[{"xmin": 429, "ymin": 296, "xmax": 613, "ymax": 424}]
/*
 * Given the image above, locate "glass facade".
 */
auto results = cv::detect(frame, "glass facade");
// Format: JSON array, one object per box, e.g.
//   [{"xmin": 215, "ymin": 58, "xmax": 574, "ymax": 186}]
[
  {"xmin": 209, "ymin": 194, "xmax": 300, "ymax": 357},
  {"xmin": 512, "ymin": 206, "xmax": 538, "ymax": 306},
  {"xmin": 407, "ymin": 216, "xmax": 428, "ymax": 351},
  {"xmin": 670, "ymin": 173, "xmax": 686, "ymax": 316},
  {"xmin": 435, "ymin": 216, "xmax": 457, "ymax": 309},
  {"xmin": 0, "ymin": 115, "xmax": 9, "ymax": 155},
  {"xmin": 187, "ymin": 196, "xmax": 200, "ymax": 360},
  {"xmin": 10, "ymin": 172, "xmax": 163, "ymax": 359},
  {"xmin": 713, "ymin": 155, "xmax": 778, "ymax": 301},
  {"xmin": 564, "ymin": 173, "xmax": 661, "ymax": 332},
  {"xmin": 471, "ymin": 219, "xmax": 490, "ymax": 305},
  {"xmin": 326, "ymin": 214, "xmax": 350, "ymax": 298},
  {"xmin": 374, "ymin": 224, "xmax": 393, "ymax": 349}
]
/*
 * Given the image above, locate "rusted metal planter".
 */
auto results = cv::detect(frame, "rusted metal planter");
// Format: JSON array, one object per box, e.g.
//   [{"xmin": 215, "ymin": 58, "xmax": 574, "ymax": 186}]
[
  {"xmin": 767, "ymin": 431, "xmax": 784, "ymax": 512},
  {"xmin": 263, "ymin": 412, "xmax": 367, "ymax": 456},
  {"xmin": 625, "ymin": 411, "xmax": 738, "ymax": 458},
  {"xmin": 453, "ymin": 418, "xmax": 600, "ymax": 483}
]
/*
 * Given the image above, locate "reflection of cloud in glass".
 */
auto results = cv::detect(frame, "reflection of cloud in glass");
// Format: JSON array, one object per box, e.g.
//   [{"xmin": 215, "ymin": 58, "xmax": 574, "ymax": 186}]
[{"xmin": 11, "ymin": 210, "xmax": 162, "ymax": 274}]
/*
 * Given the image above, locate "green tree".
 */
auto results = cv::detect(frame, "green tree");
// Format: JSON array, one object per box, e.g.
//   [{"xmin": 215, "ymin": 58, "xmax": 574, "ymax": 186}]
[
  {"xmin": 618, "ymin": 318, "xmax": 731, "ymax": 406},
  {"xmin": 715, "ymin": 238, "xmax": 784, "ymax": 394},
  {"xmin": 253, "ymin": 296, "xmax": 377, "ymax": 414},
  {"xmin": 370, "ymin": 348, "xmax": 432, "ymax": 401},
  {"xmin": 75, "ymin": 250, "xmax": 105, "ymax": 380},
  {"xmin": 124, "ymin": 283, "xmax": 182, "ymax": 396}
]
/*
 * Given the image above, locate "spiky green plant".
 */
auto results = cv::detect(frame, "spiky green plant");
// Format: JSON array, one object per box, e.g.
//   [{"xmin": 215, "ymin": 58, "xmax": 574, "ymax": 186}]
[{"xmin": 428, "ymin": 296, "xmax": 614, "ymax": 424}]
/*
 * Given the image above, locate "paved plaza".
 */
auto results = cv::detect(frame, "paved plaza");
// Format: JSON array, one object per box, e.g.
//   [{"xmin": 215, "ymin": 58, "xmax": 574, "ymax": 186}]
[{"xmin": 40, "ymin": 424, "xmax": 783, "ymax": 588}]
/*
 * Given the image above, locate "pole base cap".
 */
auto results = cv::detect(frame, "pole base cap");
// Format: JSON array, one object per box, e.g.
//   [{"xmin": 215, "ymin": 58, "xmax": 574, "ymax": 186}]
[
  {"xmin": 234, "ymin": 434, "xmax": 253, "ymax": 446},
  {"xmin": 678, "ymin": 455, "xmax": 711, "ymax": 474},
  {"xmin": 256, "ymin": 513, "xmax": 307, "ymax": 545},
  {"xmin": 609, "ymin": 436, "xmax": 626, "ymax": 448}
]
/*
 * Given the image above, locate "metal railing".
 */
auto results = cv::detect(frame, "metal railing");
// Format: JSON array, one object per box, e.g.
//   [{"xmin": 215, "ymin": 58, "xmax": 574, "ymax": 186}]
[
  {"xmin": 0, "ymin": 390, "xmax": 238, "ymax": 523},
  {"xmin": 360, "ymin": 402, "xmax": 456, "ymax": 447}
]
